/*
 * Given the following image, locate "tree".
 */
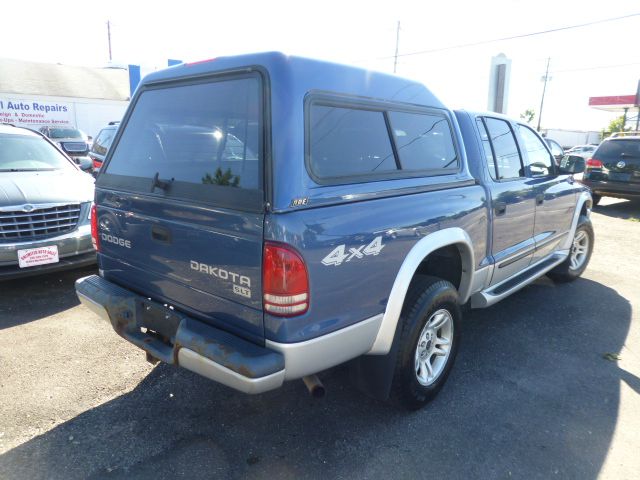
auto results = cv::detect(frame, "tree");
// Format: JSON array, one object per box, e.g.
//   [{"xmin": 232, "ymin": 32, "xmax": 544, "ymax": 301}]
[
  {"xmin": 606, "ymin": 115, "xmax": 627, "ymax": 134},
  {"xmin": 520, "ymin": 109, "xmax": 535, "ymax": 124},
  {"xmin": 202, "ymin": 168, "xmax": 240, "ymax": 187}
]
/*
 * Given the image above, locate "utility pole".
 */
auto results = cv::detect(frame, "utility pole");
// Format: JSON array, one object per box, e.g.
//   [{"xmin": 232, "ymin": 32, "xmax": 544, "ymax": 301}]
[
  {"xmin": 107, "ymin": 20, "xmax": 113, "ymax": 62},
  {"xmin": 537, "ymin": 57, "xmax": 551, "ymax": 132},
  {"xmin": 393, "ymin": 21, "xmax": 400, "ymax": 74}
]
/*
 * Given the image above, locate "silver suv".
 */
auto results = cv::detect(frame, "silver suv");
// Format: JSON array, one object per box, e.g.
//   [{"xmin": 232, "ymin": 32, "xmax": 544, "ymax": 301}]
[{"xmin": 0, "ymin": 124, "xmax": 95, "ymax": 279}]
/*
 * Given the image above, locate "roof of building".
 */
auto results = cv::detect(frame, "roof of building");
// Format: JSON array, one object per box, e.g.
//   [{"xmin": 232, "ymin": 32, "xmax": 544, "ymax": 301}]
[{"xmin": 0, "ymin": 58, "xmax": 130, "ymax": 101}]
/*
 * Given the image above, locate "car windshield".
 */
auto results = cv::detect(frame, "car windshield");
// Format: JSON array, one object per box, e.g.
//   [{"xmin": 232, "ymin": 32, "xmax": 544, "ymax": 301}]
[
  {"xmin": 47, "ymin": 128, "xmax": 85, "ymax": 139},
  {"xmin": 0, "ymin": 134, "xmax": 74, "ymax": 171}
]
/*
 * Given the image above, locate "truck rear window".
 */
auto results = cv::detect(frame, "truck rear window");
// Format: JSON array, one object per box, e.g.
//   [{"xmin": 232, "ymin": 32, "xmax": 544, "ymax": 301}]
[{"xmin": 101, "ymin": 74, "xmax": 263, "ymax": 210}]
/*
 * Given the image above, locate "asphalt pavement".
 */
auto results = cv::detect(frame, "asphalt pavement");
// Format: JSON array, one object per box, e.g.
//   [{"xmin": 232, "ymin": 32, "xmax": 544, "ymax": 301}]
[{"xmin": 0, "ymin": 197, "xmax": 638, "ymax": 479}]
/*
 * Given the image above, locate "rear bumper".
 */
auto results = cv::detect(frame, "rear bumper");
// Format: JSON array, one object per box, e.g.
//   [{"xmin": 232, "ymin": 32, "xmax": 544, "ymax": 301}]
[
  {"xmin": 75, "ymin": 275, "xmax": 383, "ymax": 394},
  {"xmin": 580, "ymin": 179, "xmax": 640, "ymax": 198},
  {"xmin": 75, "ymin": 275, "xmax": 285, "ymax": 394}
]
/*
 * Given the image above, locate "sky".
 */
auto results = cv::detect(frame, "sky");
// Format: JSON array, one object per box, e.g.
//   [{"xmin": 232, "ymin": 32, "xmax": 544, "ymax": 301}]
[{"xmin": 2, "ymin": 0, "xmax": 639, "ymax": 132}]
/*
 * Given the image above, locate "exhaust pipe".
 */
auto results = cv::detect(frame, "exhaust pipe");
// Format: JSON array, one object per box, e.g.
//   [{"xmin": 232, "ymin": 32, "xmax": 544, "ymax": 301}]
[{"xmin": 302, "ymin": 375, "xmax": 325, "ymax": 398}]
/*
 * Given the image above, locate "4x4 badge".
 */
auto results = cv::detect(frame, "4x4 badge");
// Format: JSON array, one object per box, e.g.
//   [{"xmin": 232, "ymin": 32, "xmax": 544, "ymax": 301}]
[{"xmin": 321, "ymin": 236, "xmax": 385, "ymax": 266}]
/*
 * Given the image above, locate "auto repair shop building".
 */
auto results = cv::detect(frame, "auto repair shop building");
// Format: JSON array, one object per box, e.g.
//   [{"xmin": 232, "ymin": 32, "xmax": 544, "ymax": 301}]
[{"xmin": 0, "ymin": 58, "xmax": 129, "ymax": 138}]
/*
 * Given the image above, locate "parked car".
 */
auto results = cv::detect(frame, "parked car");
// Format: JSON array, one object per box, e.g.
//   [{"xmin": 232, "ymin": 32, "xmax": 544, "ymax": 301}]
[
  {"xmin": 88, "ymin": 122, "xmax": 119, "ymax": 175},
  {"xmin": 580, "ymin": 133, "xmax": 640, "ymax": 205},
  {"xmin": 75, "ymin": 53, "xmax": 592, "ymax": 409},
  {"xmin": 544, "ymin": 137, "xmax": 565, "ymax": 165},
  {"xmin": 39, "ymin": 126, "xmax": 93, "ymax": 172},
  {"xmin": 0, "ymin": 124, "xmax": 96, "ymax": 279},
  {"xmin": 567, "ymin": 144, "xmax": 597, "ymax": 157}
]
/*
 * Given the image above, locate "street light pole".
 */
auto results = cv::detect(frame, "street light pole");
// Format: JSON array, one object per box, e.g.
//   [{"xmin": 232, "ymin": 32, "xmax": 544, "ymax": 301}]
[
  {"xmin": 537, "ymin": 57, "xmax": 551, "ymax": 132},
  {"xmin": 393, "ymin": 21, "xmax": 400, "ymax": 74},
  {"xmin": 107, "ymin": 20, "xmax": 112, "ymax": 62}
]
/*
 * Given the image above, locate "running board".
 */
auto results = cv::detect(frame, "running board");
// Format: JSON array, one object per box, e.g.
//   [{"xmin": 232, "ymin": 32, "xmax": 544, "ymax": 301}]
[{"xmin": 470, "ymin": 252, "xmax": 568, "ymax": 308}]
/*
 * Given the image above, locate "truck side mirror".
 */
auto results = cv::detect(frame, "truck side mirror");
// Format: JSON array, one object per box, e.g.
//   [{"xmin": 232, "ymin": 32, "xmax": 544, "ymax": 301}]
[{"xmin": 558, "ymin": 155, "xmax": 585, "ymax": 175}]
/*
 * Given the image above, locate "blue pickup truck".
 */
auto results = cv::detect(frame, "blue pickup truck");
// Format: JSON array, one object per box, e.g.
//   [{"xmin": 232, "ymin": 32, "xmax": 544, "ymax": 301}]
[{"xmin": 75, "ymin": 52, "xmax": 593, "ymax": 409}]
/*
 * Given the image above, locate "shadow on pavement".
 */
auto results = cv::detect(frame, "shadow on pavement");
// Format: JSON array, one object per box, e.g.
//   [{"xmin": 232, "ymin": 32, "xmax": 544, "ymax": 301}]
[
  {"xmin": 0, "ymin": 266, "xmax": 96, "ymax": 330},
  {"xmin": 0, "ymin": 277, "xmax": 634, "ymax": 479},
  {"xmin": 592, "ymin": 198, "xmax": 640, "ymax": 220}
]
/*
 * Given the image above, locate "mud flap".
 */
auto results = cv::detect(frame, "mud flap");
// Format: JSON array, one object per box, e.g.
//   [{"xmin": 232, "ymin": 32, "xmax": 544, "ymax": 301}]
[{"xmin": 348, "ymin": 319, "xmax": 403, "ymax": 401}]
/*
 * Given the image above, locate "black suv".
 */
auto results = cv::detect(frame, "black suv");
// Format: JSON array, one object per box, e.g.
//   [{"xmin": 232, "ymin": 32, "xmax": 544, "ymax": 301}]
[
  {"xmin": 581, "ymin": 133, "xmax": 640, "ymax": 205},
  {"xmin": 39, "ymin": 126, "xmax": 92, "ymax": 172}
]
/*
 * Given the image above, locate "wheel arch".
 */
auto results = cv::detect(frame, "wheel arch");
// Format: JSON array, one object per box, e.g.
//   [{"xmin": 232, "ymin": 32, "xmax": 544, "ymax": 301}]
[
  {"xmin": 561, "ymin": 191, "xmax": 592, "ymax": 250},
  {"xmin": 368, "ymin": 227, "xmax": 475, "ymax": 355}
]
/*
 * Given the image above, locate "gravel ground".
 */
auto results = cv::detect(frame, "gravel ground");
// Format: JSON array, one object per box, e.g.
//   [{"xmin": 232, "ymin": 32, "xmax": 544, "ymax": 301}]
[{"xmin": 0, "ymin": 197, "xmax": 638, "ymax": 479}]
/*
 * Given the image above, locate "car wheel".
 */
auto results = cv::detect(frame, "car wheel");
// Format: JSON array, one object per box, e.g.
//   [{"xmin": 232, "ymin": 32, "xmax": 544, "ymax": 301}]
[
  {"xmin": 592, "ymin": 194, "xmax": 601, "ymax": 206},
  {"xmin": 548, "ymin": 215, "xmax": 594, "ymax": 282},
  {"xmin": 390, "ymin": 276, "xmax": 461, "ymax": 410}
]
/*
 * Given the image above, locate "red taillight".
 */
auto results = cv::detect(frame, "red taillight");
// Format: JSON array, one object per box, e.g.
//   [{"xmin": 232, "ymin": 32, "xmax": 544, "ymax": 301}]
[
  {"xmin": 91, "ymin": 205, "xmax": 100, "ymax": 251},
  {"xmin": 586, "ymin": 158, "xmax": 603, "ymax": 168},
  {"xmin": 91, "ymin": 157, "xmax": 102, "ymax": 169},
  {"xmin": 263, "ymin": 243, "xmax": 309, "ymax": 317}
]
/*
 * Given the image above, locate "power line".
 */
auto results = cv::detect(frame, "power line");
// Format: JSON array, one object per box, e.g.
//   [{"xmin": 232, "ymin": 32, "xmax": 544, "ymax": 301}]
[
  {"xmin": 550, "ymin": 61, "xmax": 640, "ymax": 74},
  {"xmin": 378, "ymin": 12, "xmax": 640, "ymax": 60}
]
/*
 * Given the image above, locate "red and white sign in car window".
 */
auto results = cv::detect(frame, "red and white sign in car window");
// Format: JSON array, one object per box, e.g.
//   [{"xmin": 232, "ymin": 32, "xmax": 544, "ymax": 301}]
[{"xmin": 17, "ymin": 245, "xmax": 59, "ymax": 268}]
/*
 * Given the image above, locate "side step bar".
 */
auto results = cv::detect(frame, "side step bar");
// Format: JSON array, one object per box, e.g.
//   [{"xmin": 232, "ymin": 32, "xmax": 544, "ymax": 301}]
[{"xmin": 471, "ymin": 252, "xmax": 568, "ymax": 308}]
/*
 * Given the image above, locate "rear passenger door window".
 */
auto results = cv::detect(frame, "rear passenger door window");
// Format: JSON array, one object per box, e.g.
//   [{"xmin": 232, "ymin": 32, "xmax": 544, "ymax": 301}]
[
  {"xmin": 483, "ymin": 117, "xmax": 524, "ymax": 180},
  {"xmin": 476, "ymin": 118, "xmax": 497, "ymax": 180},
  {"xmin": 517, "ymin": 125, "xmax": 554, "ymax": 177}
]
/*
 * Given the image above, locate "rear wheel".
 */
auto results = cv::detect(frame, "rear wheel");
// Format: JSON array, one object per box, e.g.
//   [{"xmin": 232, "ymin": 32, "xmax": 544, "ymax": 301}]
[
  {"xmin": 548, "ymin": 215, "xmax": 594, "ymax": 282},
  {"xmin": 592, "ymin": 194, "xmax": 601, "ymax": 206},
  {"xmin": 390, "ymin": 276, "xmax": 461, "ymax": 409}
]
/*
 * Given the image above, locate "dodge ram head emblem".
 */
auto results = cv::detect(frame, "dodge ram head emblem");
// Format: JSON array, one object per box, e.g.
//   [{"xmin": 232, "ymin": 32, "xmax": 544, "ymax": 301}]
[{"xmin": 616, "ymin": 161, "xmax": 626, "ymax": 169}]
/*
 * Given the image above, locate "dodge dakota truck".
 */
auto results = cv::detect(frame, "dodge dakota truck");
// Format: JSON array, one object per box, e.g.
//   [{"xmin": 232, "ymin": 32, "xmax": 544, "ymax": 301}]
[{"xmin": 75, "ymin": 52, "xmax": 593, "ymax": 409}]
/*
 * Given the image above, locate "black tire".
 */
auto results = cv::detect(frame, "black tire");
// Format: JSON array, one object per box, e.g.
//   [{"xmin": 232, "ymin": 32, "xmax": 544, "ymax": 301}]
[
  {"xmin": 547, "ymin": 215, "xmax": 594, "ymax": 283},
  {"xmin": 390, "ymin": 276, "xmax": 461, "ymax": 410},
  {"xmin": 592, "ymin": 194, "xmax": 601, "ymax": 206}
]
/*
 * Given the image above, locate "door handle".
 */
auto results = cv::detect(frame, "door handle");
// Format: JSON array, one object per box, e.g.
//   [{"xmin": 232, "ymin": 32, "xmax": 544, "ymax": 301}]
[
  {"xmin": 536, "ymin": 194, "xmax": 545, "ymax": 205},
  {"xmin": 151, "ymin": 225, "xmax": 171, "ymax": 243},
  {"xmin": 494, "ymin": 201, "xmax": 507, "ymax": 216}
]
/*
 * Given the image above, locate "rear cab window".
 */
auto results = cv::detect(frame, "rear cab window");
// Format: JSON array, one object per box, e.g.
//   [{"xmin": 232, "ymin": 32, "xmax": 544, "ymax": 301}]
[
  {"xmin": 91, "ymin": 128, "xmax": 116, "ymax": 156},
  {"xmin": 306, "ymin": 96, "xmax": 459, "ymax": 184},
  {"xmin": 100, "ymin": 73, "xmax": 264, "ymax": 211}
]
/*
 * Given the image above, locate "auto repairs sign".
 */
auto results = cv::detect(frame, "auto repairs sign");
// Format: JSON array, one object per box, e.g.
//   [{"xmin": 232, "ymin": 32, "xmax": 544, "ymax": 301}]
[{"xmin": 0, "ymin": 98, "xmax": 74, "ymax": 128}]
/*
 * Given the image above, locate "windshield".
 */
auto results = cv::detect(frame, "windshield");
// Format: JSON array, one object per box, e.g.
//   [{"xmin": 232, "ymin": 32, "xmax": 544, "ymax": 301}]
[
  {"xmin": 0, "ymin": 134, "xmax": 74, "ymax": 171},
  {"xmin": 47, "ymin": 128, "xmax": 85, "ymax": 139}
]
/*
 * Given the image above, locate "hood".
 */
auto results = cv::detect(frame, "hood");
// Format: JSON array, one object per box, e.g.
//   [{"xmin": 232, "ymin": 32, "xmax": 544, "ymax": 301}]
[{"xmin": 0, "ymin": 170, "xmax": 94, "ymax": 208}]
